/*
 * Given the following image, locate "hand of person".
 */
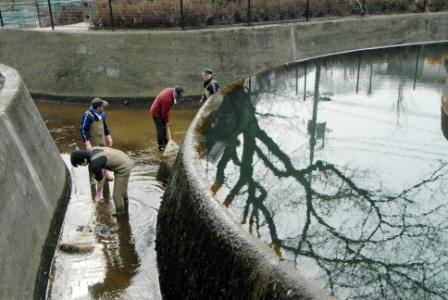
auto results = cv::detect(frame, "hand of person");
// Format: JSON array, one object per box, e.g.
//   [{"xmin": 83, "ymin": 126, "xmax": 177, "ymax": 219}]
[
  {"xmin": 106, "ymin": 135, "xmax": 113, "ymax": 147},
  {"xmin": 166, "ymin": 122, "xmax": 170, "ymax": 127},
  {"xmin": 85, "ymin": 140, "xmax": 92, "ymax": 151},
  {"xmin": 95, "ymin": 191, "xmax": 102, "ymax": 204}
]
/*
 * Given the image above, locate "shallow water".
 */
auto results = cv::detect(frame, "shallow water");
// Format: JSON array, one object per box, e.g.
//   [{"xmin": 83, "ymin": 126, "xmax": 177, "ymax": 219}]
[
  {"xmin": 199, "ymin": 43, "xmax": 448, "ymax": 299},
  {"xmin": 36, "ymin": 102, "xmax": 197, "ymax": 299}
]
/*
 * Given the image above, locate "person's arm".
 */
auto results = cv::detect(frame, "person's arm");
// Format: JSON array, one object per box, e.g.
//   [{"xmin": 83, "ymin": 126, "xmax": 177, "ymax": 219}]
[
  {"xmin": 94, "ymin": 169, "xmax": 109, "ymax": 203},
  {"xmin": 103, "ymin": 114, "xmax": 113, "ymax": 146},
  {"xmin": 90, "ymin": 156, "xmax": 106, "ymax": 181},
  {"xmin": 199, "ymin": 93, "xmax": 206, "ymax": 105},
  {"xmin": 81, "ymin": 113, "xmax": 93, "ymax": 150},
  {"xmin": 90, "ymin": 156, "xmax": 107, "ymax": 203}
]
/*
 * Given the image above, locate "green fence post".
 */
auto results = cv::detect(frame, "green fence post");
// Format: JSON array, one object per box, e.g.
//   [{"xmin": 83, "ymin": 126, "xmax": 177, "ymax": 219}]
[
  {"xmin": 35, "ymin": 0, "xmax": 42, "ymax": 27},
  {"xmin": 47, "ymin": 0, "xmax": 54, "ymax": 30},
  {"xmin": 247, "ymin": 0, "xmax": 251, "ymax": 24},
  {"xmin": 0, "ymin": 9, "xmax": 4, "ymax": 27},
  {"xmin": 180, "ymin": 0, "xmax": 184, "ymax": 29},
  {"xmin": 108, "ymin": 0, "xmax": 115, "ymax": 31},
  {"xmin": 306, "ymin": 0, "xmax": 309, "ymax": 21}
]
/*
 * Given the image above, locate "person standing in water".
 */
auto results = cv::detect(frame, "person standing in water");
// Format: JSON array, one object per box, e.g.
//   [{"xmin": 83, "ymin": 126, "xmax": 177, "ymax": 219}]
[
  {"xmin": 80, "ymin": 98, "xmax": 113, "ymax": 200},
  {"xmin": 150, "ymin": 86, "xmax": 184, "ymax": 151},
  {"xmin": 71, "ymin": 147, "xmax": 133, "ymax": 216},
  {"xmin": 199, "ymin": 68, "xmax": 219, "ymax": 106}
]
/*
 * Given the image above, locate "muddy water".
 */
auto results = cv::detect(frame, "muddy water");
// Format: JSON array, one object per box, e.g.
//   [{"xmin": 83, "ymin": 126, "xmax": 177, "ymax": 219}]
[
  {"xmin": 199, "ymin": 44, "xmax": 448, "ymax": 299},
  {"xmin": 36, "ymin": 102, "xmax": 197, "ymax": 299}
]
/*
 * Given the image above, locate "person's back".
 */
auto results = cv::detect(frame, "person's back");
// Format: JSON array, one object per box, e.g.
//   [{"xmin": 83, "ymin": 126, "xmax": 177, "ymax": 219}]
[
  {"xmin": 91, "ymin": 147, "xmax": 132, "ymax": 176},
  {"xmin": 150, "ymin": 88, "xmax": 174, "ymax": 119},
  {"xmin": 89, "ymin": 147, "xmax": 132, "ymax": 215},
  {"xmin": 150, "ymin": 86, "xmax": 184, "ymax": 151}
]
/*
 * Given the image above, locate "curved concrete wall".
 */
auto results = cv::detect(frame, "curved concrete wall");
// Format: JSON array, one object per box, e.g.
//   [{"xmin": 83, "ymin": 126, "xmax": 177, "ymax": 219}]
[
  {"xmin": 0, "ymin": 64, "xmax": 70, "ymax": 299},
  {"xmin": 155, "ymin": 18, "xmax": 448, "ymax": 298},
  {"xmin": 157, "ymin": 94, "xmax": 332, "ymax": 299},
  {"xmin": 0, "ymin": 13, "xmax": 448, "ymax": 100}
]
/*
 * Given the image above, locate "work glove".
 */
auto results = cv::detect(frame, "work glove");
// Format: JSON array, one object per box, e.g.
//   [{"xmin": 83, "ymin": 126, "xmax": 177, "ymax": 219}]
[
  {"xmin": 106, "ymin": 135, "xmax": 113, "ymax": 147},
  {"xmin": 85, "ymin": 140, "xmax": 92, "ymax": 151}
]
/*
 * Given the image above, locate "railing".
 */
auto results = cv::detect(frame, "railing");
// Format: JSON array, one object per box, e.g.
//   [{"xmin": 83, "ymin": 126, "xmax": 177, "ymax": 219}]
[
  {"xmin": 0, "ymin": 0, "xmax": 446, "ymax": 31},
  {"xmin": 0, "ymin": 0, "xmax": 94, "ymax": 29}
]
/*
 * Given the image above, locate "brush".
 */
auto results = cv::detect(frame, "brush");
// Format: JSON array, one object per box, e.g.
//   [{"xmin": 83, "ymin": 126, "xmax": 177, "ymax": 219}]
[{"xmin": 59, "ymin": 204, "xmax": 96, "ymax": 254}]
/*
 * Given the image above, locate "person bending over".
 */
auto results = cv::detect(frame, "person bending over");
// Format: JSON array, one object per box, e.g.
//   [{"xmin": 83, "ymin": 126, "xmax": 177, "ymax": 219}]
[
  {"xmin": 150, "ymin": 86, "xmax": 184, "ymax": 151},
  {"xmin": 71, "ymin": 147, "xmax": 133, "ymax": 216}
]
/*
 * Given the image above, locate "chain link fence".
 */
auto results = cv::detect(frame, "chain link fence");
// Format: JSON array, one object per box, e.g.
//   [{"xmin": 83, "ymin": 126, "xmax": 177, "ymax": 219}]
[{"xmin": 0, "ymin": 0, "xmax": 447, "ymax": 30}]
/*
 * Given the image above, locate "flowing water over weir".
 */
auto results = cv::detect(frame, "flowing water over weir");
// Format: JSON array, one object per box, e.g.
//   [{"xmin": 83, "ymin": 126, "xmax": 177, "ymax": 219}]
[
  {"xmin": 199, "ymin": 43, "xmax": 448, "ymax": 299},
  {"xmin": 36, "ymin": 103, "xmax": 196, "ymax": 299}
]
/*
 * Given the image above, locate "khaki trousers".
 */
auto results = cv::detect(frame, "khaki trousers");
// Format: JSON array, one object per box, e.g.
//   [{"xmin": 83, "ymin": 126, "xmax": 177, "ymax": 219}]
[{"xmin": 113, "ymin": 173, "xmax": 130, "ymax": 214}]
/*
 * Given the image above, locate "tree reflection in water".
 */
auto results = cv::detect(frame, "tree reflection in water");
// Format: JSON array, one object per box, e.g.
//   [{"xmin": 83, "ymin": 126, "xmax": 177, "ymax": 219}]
[{"xmin": 200, "ymin": 47, "xmax": 448, "ymax": 299}]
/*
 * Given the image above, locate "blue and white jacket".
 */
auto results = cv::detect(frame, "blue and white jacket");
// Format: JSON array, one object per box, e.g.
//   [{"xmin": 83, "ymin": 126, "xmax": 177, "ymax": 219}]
[{"xmin": 80, "ymin": 107, "xmax": 110, "ymax": 143}]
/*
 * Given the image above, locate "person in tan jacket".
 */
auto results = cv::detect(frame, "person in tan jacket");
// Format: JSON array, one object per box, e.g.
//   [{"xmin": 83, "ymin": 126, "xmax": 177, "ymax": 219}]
[{"xmin": 71, "ymin": 147, "xmax": 133, "ymax": 216}]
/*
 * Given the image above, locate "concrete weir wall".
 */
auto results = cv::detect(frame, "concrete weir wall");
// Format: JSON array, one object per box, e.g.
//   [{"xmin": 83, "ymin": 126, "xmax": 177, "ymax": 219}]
[
  {"xmin": 0, "ymin": 64, "xmax": 70, "ymax": 299},
  {"xmin": 0, "ymin": 13, "xmax": 448, "ymax": 100},
  {"xmin": 157, "ymin": 96, "xmax": 333, "ymax": 300},
  {"xmin": 156, "ymin": 14, "xmax": 448, "ymax": 300}
]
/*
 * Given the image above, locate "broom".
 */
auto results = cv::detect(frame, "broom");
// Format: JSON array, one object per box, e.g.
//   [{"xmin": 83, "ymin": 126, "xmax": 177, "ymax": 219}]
[
  {"xmin": 60, "ymin": 169, "xmax": 111, "ymax": 254},
  {"xmin": 163, "ymin": 125, "xmax": 179, "ymax": 158},
  {"xmin": 59, "ymin": 206, "xmax": 95, "ymax": 254}
]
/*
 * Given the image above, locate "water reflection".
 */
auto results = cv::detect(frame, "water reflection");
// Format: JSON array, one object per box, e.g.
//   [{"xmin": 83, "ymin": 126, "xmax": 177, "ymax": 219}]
[
  {"xmin": 200, "ymin": 44, "xmax": 448, "ymax": 299},
  {"xmin": 89, "ymin": 203, "xmax": 139, "ymax": 298}
]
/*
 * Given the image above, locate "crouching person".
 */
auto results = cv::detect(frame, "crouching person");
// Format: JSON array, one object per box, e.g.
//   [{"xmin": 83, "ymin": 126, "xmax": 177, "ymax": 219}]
[{"xmin": 71, "ymin": 147, "xmax": 133, "ymax": 216}]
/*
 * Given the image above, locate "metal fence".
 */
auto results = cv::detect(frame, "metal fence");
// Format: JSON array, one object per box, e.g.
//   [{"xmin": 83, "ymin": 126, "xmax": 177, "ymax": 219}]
[
  {"xmin": 0, "ymin": 0, "xmax": 447, "ymax": 31},
  {"xmin": 0, "ymin": 0, "xmax": 94, "ymax": 29}
]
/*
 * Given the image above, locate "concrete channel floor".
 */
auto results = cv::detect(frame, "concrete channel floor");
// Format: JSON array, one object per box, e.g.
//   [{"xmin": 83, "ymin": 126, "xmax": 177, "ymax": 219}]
[{"xmin": 47, "ymin": 154, "xmax": 163, "ymax": 299}]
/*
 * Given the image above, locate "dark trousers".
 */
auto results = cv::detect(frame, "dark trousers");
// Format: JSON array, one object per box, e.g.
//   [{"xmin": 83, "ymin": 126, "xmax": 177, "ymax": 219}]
[{"xmin": 153, "ymin": 117, "xmax": 168, "ymax": 148}]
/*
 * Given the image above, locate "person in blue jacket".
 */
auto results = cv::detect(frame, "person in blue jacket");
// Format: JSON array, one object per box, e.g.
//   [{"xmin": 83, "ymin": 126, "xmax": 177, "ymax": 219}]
[
  {"xmin": 80, "ymin": 98, "xmax": 113, "ymax": 200},
  {"xmin": 80, "ymin": 98, "xmax": 113, "ymax": 150}
]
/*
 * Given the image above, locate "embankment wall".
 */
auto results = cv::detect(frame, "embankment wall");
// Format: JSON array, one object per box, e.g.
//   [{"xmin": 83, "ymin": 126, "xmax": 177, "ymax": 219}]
[
  {"xmin": 0, "ymin": 13, "xmax": 447, "ymax": 100},
  {"xmin": 0, "ymin": 64, "xmax": 70, "ymax": 299}
]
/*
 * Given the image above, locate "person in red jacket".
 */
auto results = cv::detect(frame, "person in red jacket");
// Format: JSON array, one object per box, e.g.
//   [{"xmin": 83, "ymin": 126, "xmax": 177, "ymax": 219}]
[{"xmin": 150, "ymin": 86, "xmax": 184, "ymax": 151}]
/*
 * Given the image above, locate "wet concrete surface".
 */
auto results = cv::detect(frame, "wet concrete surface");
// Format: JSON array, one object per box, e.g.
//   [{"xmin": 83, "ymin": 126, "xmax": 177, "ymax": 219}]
[{"xmin": 36, "ymin": 102, "xmax": 197, "ymax": 299}]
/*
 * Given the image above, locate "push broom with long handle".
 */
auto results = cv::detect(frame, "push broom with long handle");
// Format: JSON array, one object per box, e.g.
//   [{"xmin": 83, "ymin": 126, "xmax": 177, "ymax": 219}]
[
  {"xmin": 163, "ymin": 125, "xmax": 179, "ymax": 158},
  {"xmin": 59, "ymin": 206, "xmax": 95, "ymax": 254},
  {"xmin": 59, "ymin": 171, "xmax": 101, "ymax": 254}
]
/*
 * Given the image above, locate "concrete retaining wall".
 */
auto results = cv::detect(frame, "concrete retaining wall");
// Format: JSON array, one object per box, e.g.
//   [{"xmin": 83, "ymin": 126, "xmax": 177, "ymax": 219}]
[
  {"xmin": 155, "ymin": 14, "xmax": 448, "ymax": 300},
  {"xmin": 156, "ymin": 94, "xmax": 333, "ymax": 300},
  {"xmin": 0, "ymin": 64, "xmax": 70, "ymax": 299},
  {"xmin": 0, "ymin": 13, "xmax": 448, "ymax": 100}
]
